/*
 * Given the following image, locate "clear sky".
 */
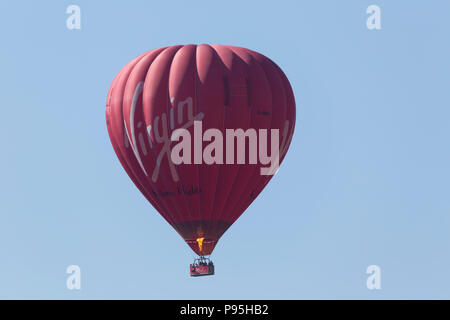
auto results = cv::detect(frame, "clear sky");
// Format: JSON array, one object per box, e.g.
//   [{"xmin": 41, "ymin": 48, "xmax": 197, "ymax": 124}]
[{"xmin": 1, "ymin": 0, "xmax": 449, "ymax": 299}]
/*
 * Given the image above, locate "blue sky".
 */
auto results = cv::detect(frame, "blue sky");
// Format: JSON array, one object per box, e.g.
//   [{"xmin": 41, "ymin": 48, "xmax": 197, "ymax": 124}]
[{"xmin": 0, "ymin": 0, "xmax": 449, "ymax": 299}]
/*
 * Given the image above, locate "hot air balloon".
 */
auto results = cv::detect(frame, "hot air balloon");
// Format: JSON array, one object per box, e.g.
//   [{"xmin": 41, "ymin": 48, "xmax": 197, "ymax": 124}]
[{"xmin": 106, "ymin": 44, "xmax": 295, "ymax": 276}]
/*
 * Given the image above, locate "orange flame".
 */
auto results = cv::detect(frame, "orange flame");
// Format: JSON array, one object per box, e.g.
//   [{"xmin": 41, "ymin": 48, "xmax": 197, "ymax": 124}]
[{"xmin": 196, "ymin": 237, "xmax": 205, "ymax": 252}]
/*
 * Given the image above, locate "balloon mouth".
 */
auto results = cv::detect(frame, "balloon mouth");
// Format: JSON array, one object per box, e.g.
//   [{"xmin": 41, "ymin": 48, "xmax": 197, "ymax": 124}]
[
  {"xmin": 172, "ymin": 220, "xmax": 232, "ymax": 255},
  {"xmin": 186, "ymin": 238, "xmax": 217, "ymax": 256}
]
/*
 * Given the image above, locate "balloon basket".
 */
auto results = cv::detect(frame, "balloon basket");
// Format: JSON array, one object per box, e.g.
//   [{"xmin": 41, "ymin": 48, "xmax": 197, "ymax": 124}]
[{"xmin": 189, "ymin": 256, "xmax": 215, "ymax": 277}]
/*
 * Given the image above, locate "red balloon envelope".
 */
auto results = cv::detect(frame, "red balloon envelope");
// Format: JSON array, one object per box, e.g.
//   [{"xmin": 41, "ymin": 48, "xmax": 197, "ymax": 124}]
[{"xmin": 106, "ymin": 44, "xmax": 295, "ymax": 256}]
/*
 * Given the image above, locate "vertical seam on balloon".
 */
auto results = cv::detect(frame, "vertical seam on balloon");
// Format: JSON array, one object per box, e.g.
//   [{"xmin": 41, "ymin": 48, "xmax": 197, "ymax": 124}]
[
  {"xmin": 152, "ymin": 46, "xmax": 193, "ymax": 231},
  {"xmin": 229, "ymin": 59, "xmax": 295, "ymax": 223},
  {"xmin": 203, "ymin": 44, "xmax": 228, "ymax": 243},
  {"xmin": 225, "ymin": 52, "xmax": 277, "ymax": 224},
  {"xmin": 223, "ymin": 76, "xmax": 230, "ymax": 106},
  {"xmin": 136, "ymin": 48, "xmax": 185, "ymax": 231},
  {"xmin": 193, "ymin": 45, "xmax": 203, "ymax": 235},
  {"xmin": 208, "ymin": 46, "xmax": 248, "ymax": 233},
  {"xmin": 198, "ymin": 45, "xmax": 216, "ymax": 243},
  {"xmin": 276, "ymin": 65, "xmax": 296, "ymax": 163},
  {"xmin": 132, "ymin": 49, "xmax": 182, "ymax": 229},
  {"xmin": 122, "ymin": 51, "xmax": 177, "ymax": 222},
  {"xmin": 218, "ymin": 46, "xmax": 257, "ymax": 224},
  {"xmin": 109, "ymin": 53, "xmax": 179, "ymax": 230},
  {"xmin": 163, "ymin": 45, "xmax": 198, "ymax": 240}
]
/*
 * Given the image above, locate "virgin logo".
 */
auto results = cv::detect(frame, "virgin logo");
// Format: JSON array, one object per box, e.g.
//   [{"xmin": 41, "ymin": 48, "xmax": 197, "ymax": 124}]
[{"xmin": 124, "ymin": 82, "xmax": 289, "ymax": 182}]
